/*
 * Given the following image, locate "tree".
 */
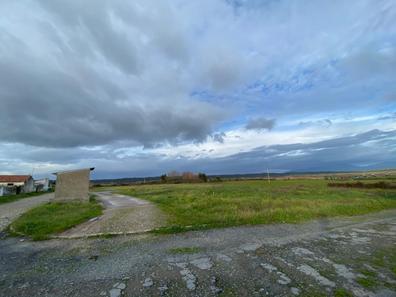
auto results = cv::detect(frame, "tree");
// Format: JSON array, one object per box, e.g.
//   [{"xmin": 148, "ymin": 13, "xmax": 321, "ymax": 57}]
[
  {"xmin": 182, "ymin": 171, "xmax": 196, "ymax": 180},
  {"xmin": 198, "ymin": 173, "xmax": 207, "ymax": 182},
  {"xmin": 167, "ymin": 170, "xmax": 180, "ymax": 177}
]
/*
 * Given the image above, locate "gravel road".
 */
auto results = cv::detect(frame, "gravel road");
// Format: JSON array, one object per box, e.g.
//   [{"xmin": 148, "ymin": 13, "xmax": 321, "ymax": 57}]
[
  {"xmin": 1, "ymin": 209, "xmax": 395, "ymax": 296},
  {"xmin": 0, "ymin": 193, "xmax": 53, "ymax": 231},
  {"xmin": 95, "ymin": 192, "xmax": 151, "ymax": 208},
  {"xmin": 58, "ymin": 192, "xmax": 166, "ymax": 238}
]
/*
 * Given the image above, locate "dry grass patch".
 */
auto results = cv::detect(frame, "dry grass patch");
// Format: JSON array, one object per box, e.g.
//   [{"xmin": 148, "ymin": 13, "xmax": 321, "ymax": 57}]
[{"xmin": 100, "ymin": 179, "xmax": 396, "ymax": 233}]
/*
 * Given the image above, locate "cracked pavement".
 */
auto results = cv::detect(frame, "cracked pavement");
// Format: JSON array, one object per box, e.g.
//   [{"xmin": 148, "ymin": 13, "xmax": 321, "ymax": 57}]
[{"xmin": 1, "ymin": 210, "xmax": 395, "ymax": 297}]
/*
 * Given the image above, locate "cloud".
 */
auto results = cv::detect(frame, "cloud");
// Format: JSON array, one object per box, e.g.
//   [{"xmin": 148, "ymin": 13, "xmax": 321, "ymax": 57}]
[
  {"xmin": 245, "ymin": 118, "xmax": 276, "ymax": 131},
  {"xmin": 0, "ymin": 52, "xmax": 224, "ymax": 148},
  {"xmin": 212, "ymin": 132, "xmax": 226, "ymax": 143},
  {"xmin": 0, "ymin": 1, "xmax": 228, "ymax": 148},
  {"xmin": 378, "ymin": 112, "xmax": 396, "ymax": 121},
  {"xmin": 384, "ymin": 91, "xmax": 396, "ymax": 101},
  {"xmin": 1, "ymin": 0, "xmax": 395, "ymax": 177},
  {"xmin": 201, "ymin": 129, "xmax": 396, "ymax": 174},
  {"xmin": 339, "ymin": 46, "xmax": 396, "ymax": 80},
  {"xmin": 3, "ymin": 129, "xmax": 394, "ymax": 178},
  {"xmin": 298, "ymin": 119, "xmax": 332, "ymax": 128}
]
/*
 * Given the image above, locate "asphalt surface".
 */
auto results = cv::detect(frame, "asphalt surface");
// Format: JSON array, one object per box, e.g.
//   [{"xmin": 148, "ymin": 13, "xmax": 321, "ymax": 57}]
[{"xmin": 1, "ymin": 209, "xmax": 395, "ymax": 296}]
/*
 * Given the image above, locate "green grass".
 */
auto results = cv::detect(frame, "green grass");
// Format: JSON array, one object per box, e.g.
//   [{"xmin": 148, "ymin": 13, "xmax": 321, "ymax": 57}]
[
  {"xmin": 357, "ymin": 277, "xmax": 377, "ymax": 289},
  {"xmin": 334, "ymin": 288, "xmax": 353, "ymax": 297},
  {"xmin": 348, "ymin": 246, "xmax": 396, "ymax": 290},
  {"xmin": 0, "ymin": 191, "xmax": 52, "ymax": 205},
  {"xmin": 168, "ymin": 246, "xmax": 202, "ymax": 254},
  {"xmin": 359, "ymin": 269, "xmax": 377, "ymax": 278},
  {"xmin": 9, "ymin": 200, "xmax": 103, "ymax": 240},
  {"xmin": 371, "ymin": 247, "xmax": 396, "ymax": 277},
  {"xmin": 104, "ymin": 179, "xmax": 396, "ymax": 233}
]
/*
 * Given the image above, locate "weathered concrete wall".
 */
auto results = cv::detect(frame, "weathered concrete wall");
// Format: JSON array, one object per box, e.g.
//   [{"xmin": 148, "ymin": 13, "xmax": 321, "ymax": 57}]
[{"xmin": 54, "ymin": 169, "xmax": 91, "ymax": 202}]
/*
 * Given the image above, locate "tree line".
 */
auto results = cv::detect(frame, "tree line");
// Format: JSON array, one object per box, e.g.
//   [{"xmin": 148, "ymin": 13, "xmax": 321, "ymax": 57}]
[{"xmin": 160, "ymin": 171, "xmax": 208, "ymax": 183}]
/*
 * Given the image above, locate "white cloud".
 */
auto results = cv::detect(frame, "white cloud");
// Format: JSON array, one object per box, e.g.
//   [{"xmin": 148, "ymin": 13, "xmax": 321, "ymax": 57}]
[{"xmin": 1, "ymin": 0, "xmax": 395, "ymax": 177}]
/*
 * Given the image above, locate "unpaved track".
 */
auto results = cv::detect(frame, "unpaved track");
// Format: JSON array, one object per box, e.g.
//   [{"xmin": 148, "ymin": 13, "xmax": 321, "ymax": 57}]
[
  {"xmin": 96, "ymin": 192, "xmax": 151, "ymax": 208},
  {"xmin": 0, "ymin": 193, "xmax": 53, "ymax": 231},
  {"xmin": 1, "ymin": 209, "xmax": 396, "ymax": 296},
  {"xmin": 58, "ymin": 192, "xmax": 166, "ymax": 238}
]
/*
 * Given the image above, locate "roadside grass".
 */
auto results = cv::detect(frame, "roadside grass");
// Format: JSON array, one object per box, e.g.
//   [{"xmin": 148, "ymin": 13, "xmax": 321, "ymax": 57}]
[
  {"xmin": 0, "ymin": 191, "xmax": 52, "ymax": 205},
  {"xmin": 371, "ymin": 247, "xmax": 396, "ymax": 278},
  {"xmin": 168, "ymin": 246, "xmax": 202, "ymax": 254},
  {"xmin": 357, "ymin": 276, "xmax": 377, "ymax": 289},
  {"xmin": 333, "ymin": 288, "xmax": 354, "ymax": 297},
  {"xmin": 359, "ymin": 269, "xmax": 377, "ymax": 278},
  {"xmin": 103, "ymin": 179, "xmax": 396, "ymax": 233},
  {"xmin": 348, "ymin": 245, "xmax": 396, "ymax": 290},
  {"xmin": 9, "ymin": 200, "xmax": 103, "ymax": 240}
]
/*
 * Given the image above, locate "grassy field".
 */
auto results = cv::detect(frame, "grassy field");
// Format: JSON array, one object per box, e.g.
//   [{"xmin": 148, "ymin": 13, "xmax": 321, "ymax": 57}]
[
  {"xmin": 0, "ymin": 191, "xmax": 52, "ymax": 205},
  {"xmin": 9, "ymin": 200, "xmax": 103, "ymax": 240},
  {"xmin": 106, "ymin": 179, "xmax": 396, "ymax": 233}
]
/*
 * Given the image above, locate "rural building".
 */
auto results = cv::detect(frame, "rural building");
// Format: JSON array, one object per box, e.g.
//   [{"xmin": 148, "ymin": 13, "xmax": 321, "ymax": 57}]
[
  {"xmin": 53, "ymin": 168, "xmax": 94, "ymax": 202},
  {"xmin": 0, "ymin": 175, "xmax": 35, "ymax": 196},
  {"xmin": 34, "ymin": 178, "xmax": 50, "ymax": 192}
]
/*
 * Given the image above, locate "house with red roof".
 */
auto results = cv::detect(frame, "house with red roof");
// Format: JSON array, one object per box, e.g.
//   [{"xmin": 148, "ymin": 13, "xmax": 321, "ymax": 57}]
[{"xmin": 0, "ymin": 175, "xmax": 35, "ymax": 196}]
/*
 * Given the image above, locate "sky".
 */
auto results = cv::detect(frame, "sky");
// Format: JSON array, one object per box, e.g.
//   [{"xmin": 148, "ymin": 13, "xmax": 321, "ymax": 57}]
[{"xmin": 0, "ymin": 0, "xmax": 395, "ymax": 179}]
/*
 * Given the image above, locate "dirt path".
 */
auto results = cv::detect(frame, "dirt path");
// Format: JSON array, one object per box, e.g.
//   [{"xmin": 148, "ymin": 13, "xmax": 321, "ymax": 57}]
[
  {"xmin": 95, "ymin": 192, "xmax": 151, "ymax": 208},
  {"xmin": 0, "ymin": 193, "xmax": 53, "ymax": 231},
  {"xmin": 58, "ymin": 192, "xmax": 166, "ymax": 238}
]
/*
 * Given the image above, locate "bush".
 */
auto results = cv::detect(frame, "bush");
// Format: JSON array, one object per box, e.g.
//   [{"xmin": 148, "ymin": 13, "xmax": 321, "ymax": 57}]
[
  {"xmin": 328, "ymin": 181, "xmax": 396, "ymax": 189},
  {"xmin": 198, "ymin": 173, "xmax": 208, "ymax": 182}
]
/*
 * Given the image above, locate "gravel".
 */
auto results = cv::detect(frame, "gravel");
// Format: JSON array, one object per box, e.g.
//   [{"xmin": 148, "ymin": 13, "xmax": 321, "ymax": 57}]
[
  {"xmin": 0, "ymin": 193, "xmax": 53, "ymax": 230},
  {"xmin": 1, "ymin": 209, "xmax": 395, "ymax": 296},
  {"xmin": 58, "ymin": 192, "xmax": 167, "ymax": 237}
]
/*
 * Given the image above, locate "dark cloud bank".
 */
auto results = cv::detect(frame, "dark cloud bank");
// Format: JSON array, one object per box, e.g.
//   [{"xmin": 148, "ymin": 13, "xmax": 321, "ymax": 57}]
[
  {"xmin": 1, "ymin": 1, "xmax": 395, "ymax": 178},
  {"xmin": 245, "ymin": 118, "xmax": 275, "ymax": 131},
  {"xmin": 76, "ymin": 129, "xmax": 396, "ymax": 178},
  {"xmin": 0, "ymin": 1, "xmax": 225, "ymax": 148}
]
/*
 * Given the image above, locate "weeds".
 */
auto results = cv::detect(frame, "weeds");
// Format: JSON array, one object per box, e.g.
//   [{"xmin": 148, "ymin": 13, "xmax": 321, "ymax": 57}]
[
  {"xmin": 112, "ymin": 179, "xmax": 396, "ymax": 233},
  {"xmin": 9, "ymin": 200, "xmax": 103, "ymax": 240},
  {"xmin": 168, "ymin": 247, "xmax": 202, "ymax": 254},
  {"xmin": 328, "ymin": 181, "xmax": 396, "ymax": 189}
]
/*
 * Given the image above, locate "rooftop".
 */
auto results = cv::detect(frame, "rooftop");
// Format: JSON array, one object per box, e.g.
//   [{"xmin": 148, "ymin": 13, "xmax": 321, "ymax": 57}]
[
  {"xmin": 52, "ymin": 168, "xmax": 95, "ymax": 175},
  {"xmin": 0, "ymin": 175, "xmax": 32, "ymax": 183}
]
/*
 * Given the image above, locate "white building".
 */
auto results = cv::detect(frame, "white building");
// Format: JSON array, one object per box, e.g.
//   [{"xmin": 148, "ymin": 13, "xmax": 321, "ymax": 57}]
[
  {"xmin": 34, "ymin": 178, "xmax": 50, "ymax": 192},
  {"xmin": 0, "ymin": 175, "xmax": 35, "ymax": 196}
]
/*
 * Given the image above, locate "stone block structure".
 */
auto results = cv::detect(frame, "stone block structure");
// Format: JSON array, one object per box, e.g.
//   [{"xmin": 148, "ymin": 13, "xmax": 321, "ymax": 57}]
[{"xmin": 53, "ymin": 168, "xmax": 94, "ymax": 202}]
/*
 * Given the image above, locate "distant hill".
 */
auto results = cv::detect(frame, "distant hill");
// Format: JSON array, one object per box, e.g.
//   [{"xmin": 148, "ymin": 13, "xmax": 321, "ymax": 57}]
[{"xmin": 91, "ymin": 169, "xmax": 396, "ymax": 185}]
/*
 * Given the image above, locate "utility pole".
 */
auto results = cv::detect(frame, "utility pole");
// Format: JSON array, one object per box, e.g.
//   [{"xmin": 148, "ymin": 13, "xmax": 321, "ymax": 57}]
[{"xmin": 267, "ymin": 168, "xmax": 270, "ymax": 183}]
